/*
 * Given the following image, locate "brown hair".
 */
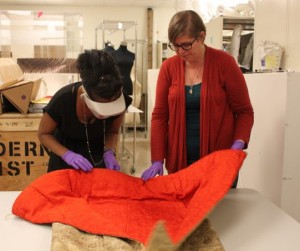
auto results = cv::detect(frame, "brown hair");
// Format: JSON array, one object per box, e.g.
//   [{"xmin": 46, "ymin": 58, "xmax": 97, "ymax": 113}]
[{"xmin": 168, "ymin": 10, "xmax": 206, "ymax": 43}]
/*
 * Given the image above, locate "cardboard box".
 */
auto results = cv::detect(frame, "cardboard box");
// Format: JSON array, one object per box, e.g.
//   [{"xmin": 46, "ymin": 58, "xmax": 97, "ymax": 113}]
[
  {"xmin": 0, "ymin": 58, "xmax": 41, "ymax": 114},
  {"xmin": 0, "ymin": 113, "xmax": 49, "ymax": 191}
]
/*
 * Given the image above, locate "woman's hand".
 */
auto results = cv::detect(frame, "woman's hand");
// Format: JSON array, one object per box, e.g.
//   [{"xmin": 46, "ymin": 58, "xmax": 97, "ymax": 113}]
[
  {"xmin": 141, "ymin": 161, "xmax": 164, "ymax": 181},
  {"xmin": 61, "ymin": 150, "xmax": 93, "ymax": 172},
  {"xmin": 103, "ymin": 150, "xmax": 120, "ymax": 171}
]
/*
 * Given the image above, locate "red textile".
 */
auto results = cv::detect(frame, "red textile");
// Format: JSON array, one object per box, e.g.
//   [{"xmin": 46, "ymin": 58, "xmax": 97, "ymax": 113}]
[
  {"xmin": 12, "ymin": 150, "xmax": 246, "ymax": 246},
  {"xmin": 151, "ymin": 45, "xmax": 254, "ymax": 173}
]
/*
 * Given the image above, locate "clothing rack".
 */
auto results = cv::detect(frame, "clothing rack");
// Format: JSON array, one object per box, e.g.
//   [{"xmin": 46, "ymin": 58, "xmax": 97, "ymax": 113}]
[{"xmin": 95, "ymin": 20, "xmax": 138, "ymax": 174}]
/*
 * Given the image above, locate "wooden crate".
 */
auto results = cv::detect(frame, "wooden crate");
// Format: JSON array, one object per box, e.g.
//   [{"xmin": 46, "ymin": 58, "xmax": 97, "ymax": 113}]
[{"xmin": 0, "ymin": 113, "xmax": 49, "ymax": 191}]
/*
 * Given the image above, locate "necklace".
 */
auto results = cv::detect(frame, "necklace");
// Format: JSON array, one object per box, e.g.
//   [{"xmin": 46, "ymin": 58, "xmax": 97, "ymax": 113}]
[
  {"xmin": 185, "ymin": 64, "xmax": 200, "ymax": 95},
  {"xmin": 83, "ymin": 103, "xmax": 104, "ymax": 166}
]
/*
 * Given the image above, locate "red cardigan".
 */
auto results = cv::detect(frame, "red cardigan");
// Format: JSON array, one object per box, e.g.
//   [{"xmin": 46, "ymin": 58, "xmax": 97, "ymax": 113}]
[{"xmin": 151, "ymin": 45, "xmax": 254, "ymax": 173}]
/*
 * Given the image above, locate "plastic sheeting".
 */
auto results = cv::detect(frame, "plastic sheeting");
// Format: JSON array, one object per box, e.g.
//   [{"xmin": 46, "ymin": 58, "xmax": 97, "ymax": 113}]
[{"xmin": 257, "ymin": 40, "xmax": 283, "ymax": 71}]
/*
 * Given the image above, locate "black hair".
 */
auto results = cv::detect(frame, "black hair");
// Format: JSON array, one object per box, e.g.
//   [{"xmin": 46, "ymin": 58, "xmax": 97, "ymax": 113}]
[{"xmin": 76, "ymin": 49, "xmax": 123, "ymax": 99}]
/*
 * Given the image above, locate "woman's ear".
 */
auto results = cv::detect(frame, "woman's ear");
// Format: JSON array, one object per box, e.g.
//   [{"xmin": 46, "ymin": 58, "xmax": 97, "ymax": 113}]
[{"xmin": 200, "ymin": 31, "xmax": 206, "ymax": 41}]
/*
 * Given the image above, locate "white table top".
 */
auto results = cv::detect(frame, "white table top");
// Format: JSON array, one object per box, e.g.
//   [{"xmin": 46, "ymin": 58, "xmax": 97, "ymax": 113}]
[
  {"xmin": 208, "ymin": 188, "xmax": 300, "ymax": 251},
  {"xmin": 1, "ymin": 188, "xmax": 300, "ymax": 250}
]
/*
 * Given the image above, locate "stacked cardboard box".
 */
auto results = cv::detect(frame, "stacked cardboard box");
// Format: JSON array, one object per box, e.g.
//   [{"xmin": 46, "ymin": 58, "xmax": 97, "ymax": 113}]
[
  {"xmin": 0, "ymin": 112, "xmax": 49, "ymax": 190},
  {"xmin": 0, "ymin": 59, "xmax": 48, "ymax": 190},
  {"xmin": 0, "ymin": 58, "xmax": 41, "ymax": 114}
]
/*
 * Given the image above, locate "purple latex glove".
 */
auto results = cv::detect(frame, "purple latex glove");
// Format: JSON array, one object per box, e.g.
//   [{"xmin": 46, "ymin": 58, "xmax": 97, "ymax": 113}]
[
  {"xmin": 141, "ymin": 161, "xmax": 164, "ymax": 181},
  {"xmin": 61, "ymin": 150, "xmax": 93, "ymax": 172},
  {"xmin": 103, "ymin": 150, "xmax": 120, "ymax": 171},
  {"xmin": 231, "ymin": 140, "xmax": 245, "ymax": 150}
]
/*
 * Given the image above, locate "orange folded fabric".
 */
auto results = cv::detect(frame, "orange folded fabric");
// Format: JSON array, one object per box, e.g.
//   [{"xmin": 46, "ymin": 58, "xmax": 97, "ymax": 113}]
[{"xmin": 12, "ymin": 150, "xmax": 246, "ymax": 246}]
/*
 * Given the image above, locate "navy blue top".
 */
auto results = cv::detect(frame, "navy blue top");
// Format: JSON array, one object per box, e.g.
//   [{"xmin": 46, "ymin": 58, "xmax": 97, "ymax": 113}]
[{"xmin": 185, "ymin": 83, "xmax": 201, "ymax": 166}]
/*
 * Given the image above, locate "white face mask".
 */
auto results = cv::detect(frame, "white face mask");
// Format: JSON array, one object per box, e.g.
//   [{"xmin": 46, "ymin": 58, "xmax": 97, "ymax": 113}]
[{"xmin": 81, "ymin": 92, "xmax": 126, "ymax": 119}]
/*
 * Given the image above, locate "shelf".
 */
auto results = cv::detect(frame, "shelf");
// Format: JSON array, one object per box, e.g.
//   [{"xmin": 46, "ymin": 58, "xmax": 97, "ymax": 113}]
[
  {"xmin": 96, "ymin": 20, "xmax": 137, "ymax": 33},
  {"xmin": 223, "ymin": 17, "xmax": 254, "ymax": 31}
]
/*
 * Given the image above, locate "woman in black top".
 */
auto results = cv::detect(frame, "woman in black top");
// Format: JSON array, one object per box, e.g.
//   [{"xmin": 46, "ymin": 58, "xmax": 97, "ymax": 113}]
[{"xmin": 38, "ymin": 49, "xmax": 132, "ymax": 172}]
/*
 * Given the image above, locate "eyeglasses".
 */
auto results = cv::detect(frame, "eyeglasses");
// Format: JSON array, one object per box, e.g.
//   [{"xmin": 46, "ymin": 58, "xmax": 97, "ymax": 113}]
[{"xmin": 168, "ymin": 37, "xmax": 198, "ymax": 51}]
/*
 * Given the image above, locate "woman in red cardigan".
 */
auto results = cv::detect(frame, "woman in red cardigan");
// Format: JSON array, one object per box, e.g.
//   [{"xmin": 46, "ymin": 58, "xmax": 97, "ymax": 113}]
[{"xmin": 141, "ymin": 10, "xmax": 254, "ymax": 188}]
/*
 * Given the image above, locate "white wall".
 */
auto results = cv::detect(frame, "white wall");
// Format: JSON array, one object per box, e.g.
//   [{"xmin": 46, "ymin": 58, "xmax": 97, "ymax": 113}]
[
  {"xmin": 281, "ymin": 72, "xmax": 300, "ymax": 222},
  {"xmin": 205, "ymin": 16, "xmax": 223, "ymax": 49},
  {"xmin": 152, "ymin": 8, "xmax": 176, "ymax": 69},
  {"xmin": 147, "ymin": 69, "xmax": 159, "ymax": 139},
  {"xmin": 239, "ymin": 73, "xmax": 287, "ymax": 206},
  {"xmin": 285, "ymin": 0, "xmax": 300, "ymax": 71}
]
